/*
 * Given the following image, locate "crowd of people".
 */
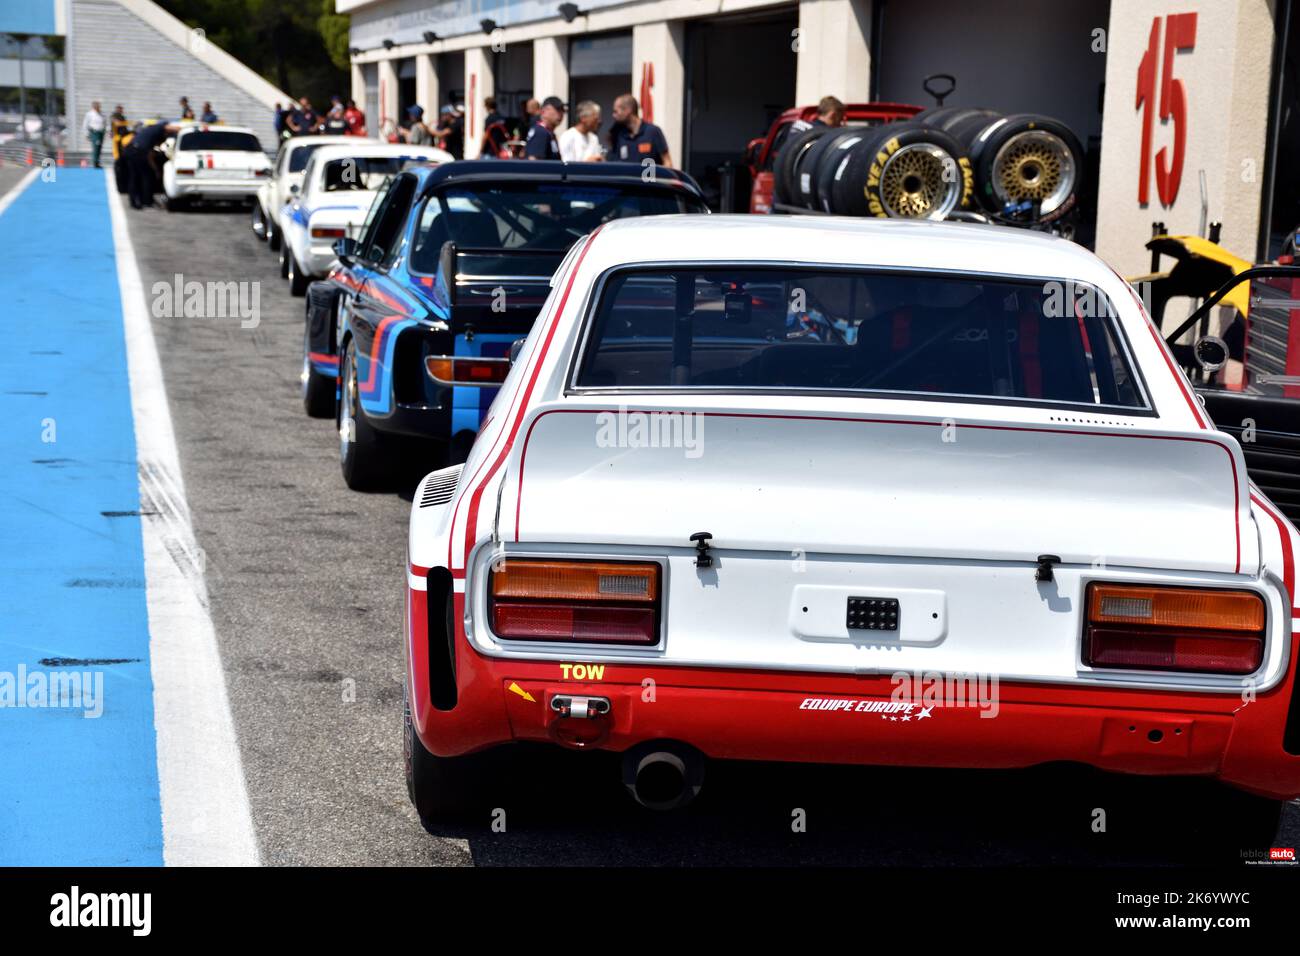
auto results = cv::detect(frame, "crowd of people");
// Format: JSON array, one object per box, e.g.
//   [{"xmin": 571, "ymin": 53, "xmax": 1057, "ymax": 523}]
[
  {"xmin": 273, "ymin": 95, "xmax": 368, "ymax": 138},
  {"xmin": 389, "ymin": 90, "xmax": 671, "ymax": 167}
]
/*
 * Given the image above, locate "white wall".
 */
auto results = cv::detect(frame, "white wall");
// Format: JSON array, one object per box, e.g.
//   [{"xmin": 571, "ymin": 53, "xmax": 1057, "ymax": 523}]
[{"xmin": 1093, "ymin": 0, "xmax": 1275, "ymax": 274}]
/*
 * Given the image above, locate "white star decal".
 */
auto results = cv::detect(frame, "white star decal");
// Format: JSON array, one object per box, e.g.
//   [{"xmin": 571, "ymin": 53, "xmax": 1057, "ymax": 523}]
[
  {"xmin": 901, "ymin": 713, "xmax": 911, "ymax": 721},
  {"xmin": 917, "ymin": 706, "xmax": 933, "ymax": 720}
]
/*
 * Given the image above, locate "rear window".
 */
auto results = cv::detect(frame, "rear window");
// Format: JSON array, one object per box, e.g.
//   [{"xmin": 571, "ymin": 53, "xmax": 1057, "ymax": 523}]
[
  {"xmin": 321, "ymin": 156, "xmax": 430, "ymax": 191},
  {"xmin": 573, "ymin": 267, "xmax": 1147, "ymax": 410},
  {"xmin": 409, "ymin": 182, "xmax": 705, "ymax": 274},
  {"xmin": 179, "ymin": 130, "xmax": 262, "ymax": 152},
  {"xmin": 288, "ymin": 142, "xmax": 327, "ymax": 172}
]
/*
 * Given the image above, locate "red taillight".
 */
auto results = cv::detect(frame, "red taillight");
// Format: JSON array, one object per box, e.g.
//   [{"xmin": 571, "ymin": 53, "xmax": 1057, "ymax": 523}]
[
  {"xmin": 425, "ymin": 355, "xmax": 510, "ymax": 387},
  {"xmin": 312, "ymin": 227, "xmax": 346, "ymax": 238},
  {"xmin": 1083, "ymin": 583, "xmax": 1265, "ymax": 675},
  {"xmin": 489, "ymin": 559, "xmax": 660, "ymax": 645}
]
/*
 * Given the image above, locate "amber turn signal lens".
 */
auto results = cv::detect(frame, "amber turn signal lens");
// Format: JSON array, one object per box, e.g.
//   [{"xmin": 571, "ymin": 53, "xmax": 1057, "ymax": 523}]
[
  {"xmin": 491, "ymin": 559, "xmax": 659, "ymax": 603},
  {"xmin": 1087, "ymin": 584, "xmax": 1265, "ymax": 633},
  {"xmin": 425, "ymin": 356, "xmax": 511, "ymax": 386}
]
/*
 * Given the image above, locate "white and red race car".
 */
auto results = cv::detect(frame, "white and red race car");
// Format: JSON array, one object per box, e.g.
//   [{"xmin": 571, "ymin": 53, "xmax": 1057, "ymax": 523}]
[
  {"xmin": 161, "ymin": 123, "xmax": 270, "ymax": 209},
  {"xmin": 404, "ymin": 215, "xmax": 1300, "ymax": 841}
]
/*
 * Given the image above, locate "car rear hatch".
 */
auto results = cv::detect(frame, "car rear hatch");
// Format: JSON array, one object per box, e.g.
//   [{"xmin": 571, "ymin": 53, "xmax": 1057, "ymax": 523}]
[{"xmin": 490, "ymin": 398, "xmax": 1278, "ymax": 687}]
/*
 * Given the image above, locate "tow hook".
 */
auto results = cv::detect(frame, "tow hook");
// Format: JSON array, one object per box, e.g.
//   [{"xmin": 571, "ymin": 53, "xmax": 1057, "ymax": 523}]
[
  {"xmin": 550, "ymin": 695, "xmax": 611, "ymax": 719},
  {"xmin": 690, "ymin": 531, "xmax": 714, "ymax": 568}
]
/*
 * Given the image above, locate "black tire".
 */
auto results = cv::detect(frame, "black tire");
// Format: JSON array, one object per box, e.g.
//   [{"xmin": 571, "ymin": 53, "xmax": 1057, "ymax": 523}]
[
  {"xmin": 278, "ymin": 242, "xmax": 290, "ymax": 279},
  {"xmin": 268, "ymin": 216, "xmax": 282, "ymax": 251},
  {"xmin": 403, "ymin": 595, "xmax": 498, "ymax": 829},
  {"xmin": 970, "ymin": 113, "xmax": 1084, "ymax": 222},
  {"xmin": 773, "ymin": 124, "xmax": 833, "ymax": 209},
  {"xmin": 251, "ymin": 202, "xmax": 267, "ymax": 241},
  {"xmin": 164, "ymin": 194, "xmax": 189, "ymax": 212},
  {"xmin": 287, "ymin": 250, "xmax": 310, "ymax": 296},
  {"xmin": 914, "ymin": 106, "xmax": 1002, "ymax": 144},
  {"xmin": 812, "ymin": 127, "xmax": 883, "ymax": 213},
  {"xmin": 337, "ymin": 338, "xmax": 392, "ymax": 490},
  {"xmin": 827, "ymin": 122, "xmax": 971, "ymax": 219},
  {"xmin": 301, "ymin": 329, "xmax": 335, "ymax": 418},
  {"xmin": 790, "ymin": 126, "xmax": 851, "ymax": 211}
]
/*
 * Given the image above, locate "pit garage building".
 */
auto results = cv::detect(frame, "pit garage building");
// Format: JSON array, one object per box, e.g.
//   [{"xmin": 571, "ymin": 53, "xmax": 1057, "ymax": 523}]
[{"xmin": 345, "ymin": 0, "xmax": 1291, "ymax": 274}]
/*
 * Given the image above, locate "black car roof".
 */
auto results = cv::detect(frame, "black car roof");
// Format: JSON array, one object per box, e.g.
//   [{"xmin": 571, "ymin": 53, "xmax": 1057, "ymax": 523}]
[{"xmin": 409, "ymin": 160, "xmax": 705, "ymax": 200}]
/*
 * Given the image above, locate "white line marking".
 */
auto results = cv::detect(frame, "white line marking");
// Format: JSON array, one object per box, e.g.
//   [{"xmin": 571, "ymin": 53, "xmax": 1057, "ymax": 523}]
[
  {"xmin": 106, "ymin": 172, "xmax": 260, "ymax": 866},
  {"xmin": 0, "ymin": 167, "xmax": 40, "ymax": 217}
]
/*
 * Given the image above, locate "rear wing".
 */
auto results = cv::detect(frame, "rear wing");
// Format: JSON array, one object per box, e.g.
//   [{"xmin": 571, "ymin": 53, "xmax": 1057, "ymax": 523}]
[{"xmin": 437, "ymin": 241, "xmax": 565, "ymax": 307}]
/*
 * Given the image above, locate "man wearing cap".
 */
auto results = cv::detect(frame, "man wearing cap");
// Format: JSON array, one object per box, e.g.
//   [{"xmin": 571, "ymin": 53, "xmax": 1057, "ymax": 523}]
[
  {"xmin": 402, "ymin": 105, "xmax": 434, "ymax": 145},
  {"xmin": 524, "ymin": 96, "xmax": 565, "ymax": 160}
]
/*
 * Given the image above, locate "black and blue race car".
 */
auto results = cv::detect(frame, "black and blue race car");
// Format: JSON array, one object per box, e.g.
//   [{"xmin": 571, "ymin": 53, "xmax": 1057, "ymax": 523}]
[{"xmin": 301, "ymin": 160, "xmax": 707, "ymax": 489}]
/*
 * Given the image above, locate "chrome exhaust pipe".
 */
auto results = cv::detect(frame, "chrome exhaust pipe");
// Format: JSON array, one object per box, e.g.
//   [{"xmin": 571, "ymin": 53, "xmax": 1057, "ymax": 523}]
[{"xmin": 622, "ymin": 742, "xmax": 705, "ymax": 811}]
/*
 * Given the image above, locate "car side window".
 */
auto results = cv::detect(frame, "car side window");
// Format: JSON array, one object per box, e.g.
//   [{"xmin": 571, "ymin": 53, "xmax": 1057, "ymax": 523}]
[{"xmin": 360, "ymin": 174, "xmax": 416, "ymax": 267}]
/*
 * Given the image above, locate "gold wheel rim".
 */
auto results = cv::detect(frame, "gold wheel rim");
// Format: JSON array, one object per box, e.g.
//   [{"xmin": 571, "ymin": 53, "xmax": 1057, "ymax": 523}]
[
  {"xmin": 992, "ymin": 130, "xmax": 1074, "ymax": 214},
  {"xmin": 879, "ymin": 144, "xmax": 960, "ymax": 219}
]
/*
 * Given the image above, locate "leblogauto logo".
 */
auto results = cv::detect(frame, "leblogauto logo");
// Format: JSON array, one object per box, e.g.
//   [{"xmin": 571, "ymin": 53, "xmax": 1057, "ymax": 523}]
[{"xmin": 1270, "ymin": 848, "xmax": 1296, "ymax": 862}]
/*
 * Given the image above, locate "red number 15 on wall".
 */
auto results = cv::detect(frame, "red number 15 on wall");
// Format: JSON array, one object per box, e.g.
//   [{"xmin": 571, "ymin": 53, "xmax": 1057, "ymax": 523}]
[{"xmin": 1136, "ymin": 12, "xmax": 1198, "ymax": 206}]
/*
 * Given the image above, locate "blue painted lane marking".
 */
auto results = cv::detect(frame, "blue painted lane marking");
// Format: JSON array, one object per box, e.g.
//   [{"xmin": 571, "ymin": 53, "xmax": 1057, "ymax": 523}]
[{"xmin": 0, "ymin": 171, "xmax": 163, "ymax": 864}]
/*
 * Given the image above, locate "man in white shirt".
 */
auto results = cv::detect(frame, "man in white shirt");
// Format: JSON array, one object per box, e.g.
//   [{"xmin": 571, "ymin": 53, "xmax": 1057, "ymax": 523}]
[
  {"xmin": 559, "ymin": 101, "xmax": 604, "ymax": 163},
  {"xmin": 83, "ymin": 101, "xmax": 106, "ymax": 168}
]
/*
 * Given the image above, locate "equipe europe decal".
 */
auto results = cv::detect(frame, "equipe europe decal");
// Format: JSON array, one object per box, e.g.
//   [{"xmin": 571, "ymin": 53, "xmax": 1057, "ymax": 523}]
[{"xmin": 799, "ymin": 698, "xmax": 935, "ymax": 722}]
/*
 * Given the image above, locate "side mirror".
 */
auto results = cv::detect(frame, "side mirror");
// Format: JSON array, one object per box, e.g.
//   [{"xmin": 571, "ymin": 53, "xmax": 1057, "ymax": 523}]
[
  {"xmin": 333, "ymin": 236, "xmax": 359, "ymax": 266},
  {"xmin": 289, "ymin": 183, "xmax": 300, "ymax": 195},
  {"xmin": 508, "ymin": 338, "xmax": 526, "ymax": 366},
  {"xmin": 1193, "ymin": 335, "xmax": 1228, "ymax": 372}
]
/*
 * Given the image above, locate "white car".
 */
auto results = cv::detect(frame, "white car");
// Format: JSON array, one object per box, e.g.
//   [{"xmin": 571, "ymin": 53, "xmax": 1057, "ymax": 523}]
[
  {"xmin": 161, "ymin": 123, "xmax": 271, "ymax": 209},
  {"xmin": 251, "ymin": 134, "xmax": 361, "ymax": 249},
  {"xmin": 277, "ymin": 142, "xmax": 452, "ymax": 295},
  {"xmin": 401, "ymin": 214, "xmax": 1300, "ymax": 844}
]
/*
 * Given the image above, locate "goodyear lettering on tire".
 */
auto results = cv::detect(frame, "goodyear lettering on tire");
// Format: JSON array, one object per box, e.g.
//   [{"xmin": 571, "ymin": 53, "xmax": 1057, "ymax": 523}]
[{"xmin": 864, "ymin": 136, "xmax": 901, "ymax": 218}]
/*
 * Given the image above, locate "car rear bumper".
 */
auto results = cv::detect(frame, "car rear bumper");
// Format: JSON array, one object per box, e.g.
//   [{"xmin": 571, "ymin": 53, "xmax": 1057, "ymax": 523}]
[
  {"xmin": 407, "ymin": 588, "xmax": 1300, "ymax": 800},
  {"xmin": 172, "ymin": 179, "xmax": 262, "ymax": 198}
]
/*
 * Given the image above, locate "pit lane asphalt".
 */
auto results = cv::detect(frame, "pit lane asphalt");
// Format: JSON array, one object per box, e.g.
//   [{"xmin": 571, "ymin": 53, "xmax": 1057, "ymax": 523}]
[{"xmin": 122, "ymin": 197, "xmax": 1300, "ymax": 867}]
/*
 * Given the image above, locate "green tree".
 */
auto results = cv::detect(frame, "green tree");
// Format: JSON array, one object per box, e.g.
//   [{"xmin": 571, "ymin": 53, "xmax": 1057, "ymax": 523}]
[{"xmin": 156, "ymin": 0, "xmax": 349, "ymax": 105}]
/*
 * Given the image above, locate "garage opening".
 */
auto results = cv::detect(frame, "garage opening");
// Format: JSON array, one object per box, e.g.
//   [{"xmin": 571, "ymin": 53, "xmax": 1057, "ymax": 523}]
[
  {"xmin": 873, "ymin": 0, "xmax": 1109, "ymax": 245},
  {"xmin": 685, "ymin": 8, "xmax": 798, "ymax": 208},
  {"xmin": 569, "ymin": 31, "xmax": 633, "ymax": 147}
]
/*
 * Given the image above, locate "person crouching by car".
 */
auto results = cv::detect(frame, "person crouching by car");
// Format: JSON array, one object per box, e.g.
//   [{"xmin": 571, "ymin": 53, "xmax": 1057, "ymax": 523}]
[
  {"xmin": 609, "ymin": 94, "xmax": 672, "ymax": 168},
  {"xmin": 125, "ymin": 120, "xmax": 179, "ymax": 210},
  {"xmin": 524, "ymin": 96, "xmax": 565, "ymax": 160}
]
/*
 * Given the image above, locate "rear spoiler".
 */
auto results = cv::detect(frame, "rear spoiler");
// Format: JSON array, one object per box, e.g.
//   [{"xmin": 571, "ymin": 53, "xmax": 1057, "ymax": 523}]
[{"xmin": 437, "ymin": 241, "xmax": 564, "ymax": 306}]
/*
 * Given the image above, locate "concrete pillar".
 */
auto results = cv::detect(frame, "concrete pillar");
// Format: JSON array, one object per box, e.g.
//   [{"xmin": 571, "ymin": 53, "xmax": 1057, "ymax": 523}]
[
  {"xmin": 415, "ymin": 53, "xmax": 439, "ymax": 117},
  {"xmin": 464, "ymin": 46, "xmax": 496, "ymax": 158},
  {"xmin": 534, "ymin": 36, "xmax": 570, "ymax": 132},
  {"xmin": 631, "ymin": 21, "xmax": 686, "ymax": 167},
  {"xmin": 377, "ymin": 57, "xmax": 399, "ymax": 139},
  {"xmin": 1093, "ymin": 0, "xmax": 1275, "ymax": 277},
  {"xmin": 795, "ymin": 0, "xmax": 873, "ymax": 105},
  {"xmin": 350, "ymin": 61, "xmax": 366, "ymax": 114}
]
